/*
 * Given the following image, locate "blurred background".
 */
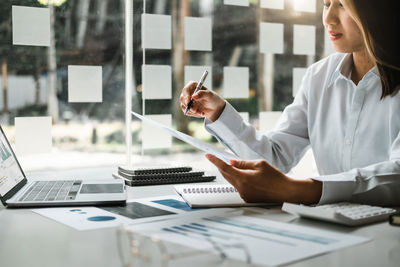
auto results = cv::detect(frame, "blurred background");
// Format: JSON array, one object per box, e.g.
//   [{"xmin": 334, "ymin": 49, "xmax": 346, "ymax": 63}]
[{"xmin": 0, "ymin": 0, "xmax": 332, "ymax": 176}]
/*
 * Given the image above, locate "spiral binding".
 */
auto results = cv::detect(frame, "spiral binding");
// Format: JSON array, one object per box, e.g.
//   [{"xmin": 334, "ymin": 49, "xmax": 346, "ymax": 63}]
[
  {"xmin": 123, "ymin": 175, "xmax": 216, "ymax": 186},
  {"xmin": 118, "ymin": 166, "xmax": 192, "ymax": 175},
  {"xmin": 183, "ymin": 186, "xmax": 237, "ymax": 194}
]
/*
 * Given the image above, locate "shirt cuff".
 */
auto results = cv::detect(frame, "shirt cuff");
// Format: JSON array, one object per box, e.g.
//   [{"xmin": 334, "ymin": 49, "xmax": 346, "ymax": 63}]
[
  {"xmin": 205, "ymin": 102, "xmax": 244, "ymax": 140},
  {"xmin": 312, "ymin": 174, "xmax": 356, "ymax": 205}
]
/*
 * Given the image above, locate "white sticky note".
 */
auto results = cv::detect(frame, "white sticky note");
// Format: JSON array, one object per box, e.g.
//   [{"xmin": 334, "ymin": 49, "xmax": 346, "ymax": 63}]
[
  {"xmin": 15, "ymin": 116, "xmax": 52, "ymax": 155},
  {"xmin": 260, "ymin": 23, "xmax": 284, "ymax": 54},
  {"xmin": 142, "ymin": 114, "xmax": 172, "ymax": 149},
  {"xmin": 68, "ymin": 65, "xmax": 102, "ymax": 103},
  {"xmin": 142, "ymin": 65, "xmax": 172, "ymax": 100},
  {"xmin": 184, "ymin": 66, "xmax": 212, "ymax": 90},
  {"xmin": 260, "ymin": 0, "xmax": 284, "ymax": 9},
  {"xmin": 324, "ymin": 30, "xmax": 336, "ymax": 56},
  {"xmin": 184, "ymin": 17, "xmax": 212, "ymax": 51},
  {"xmin": 224, "ymin": 0, "xmax": 249, "ymax": 6},
  {"xmin": 142, "ymin": 14, "xmax": 171, "ymax": 50},
  {"xmin": 292, "ymin": 68, "xmax": 307, "ymax": 97},
  {"xmin": 292, "ymin": 0, "xmax": 316, "ymax": 13},
  {"xmin": 259, "ymin": 112, "xmax": 282, "ymax": 133},
  {"xmin": 239, "ymin": 112, "xmax": 249, "ymax": 123},
  {"xmin": 293, "ymin": 25, "xmax": 316, "ymax": 55},
  {"xmin": 223, "ymin": 67, "xmax": 249, "ymax": 98},
  {"xmin": 12, "ymin": 6, "xmax": 50, "ymax": 47}
]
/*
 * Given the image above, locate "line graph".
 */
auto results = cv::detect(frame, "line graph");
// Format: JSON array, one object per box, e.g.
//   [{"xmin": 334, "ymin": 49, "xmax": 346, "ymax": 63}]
[{"xmin": 0, "ymin": 140, "xmax": 11, "ymax": 161}]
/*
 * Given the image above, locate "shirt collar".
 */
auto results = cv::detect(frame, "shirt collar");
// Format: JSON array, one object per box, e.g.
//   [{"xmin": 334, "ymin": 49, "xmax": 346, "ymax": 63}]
[
  {"xmin": 370, "ymin": 66, "xmax": 379, "ymax": 77},
  {"xmin": 331, "ymin": 53, "xmax": 380, "ymax": 85},
  {"xmin": 338, "ymin": 53, "xmax": 353, "ymax": 78}
]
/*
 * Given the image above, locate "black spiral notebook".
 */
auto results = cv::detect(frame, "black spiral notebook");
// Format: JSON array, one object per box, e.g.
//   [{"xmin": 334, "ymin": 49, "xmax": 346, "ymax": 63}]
[
  {"xmin": 118, "ymin": 166, "xmax": 193, "ymax": 175},
  {"xmin": 113, "ymin": 166, "xmax": 216, "ymax": 186}
]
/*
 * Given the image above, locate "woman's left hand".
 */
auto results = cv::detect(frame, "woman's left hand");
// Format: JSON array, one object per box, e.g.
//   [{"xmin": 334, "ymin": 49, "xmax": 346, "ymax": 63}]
[{"xmin": 205, "ymin": 154, "xmax": 322, "ymax": 204}]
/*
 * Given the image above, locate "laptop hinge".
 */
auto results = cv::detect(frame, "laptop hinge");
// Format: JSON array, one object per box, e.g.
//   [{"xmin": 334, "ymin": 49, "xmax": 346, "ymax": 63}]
[{"xmin": 1, "ymin": 179, "xmax": 27, "ymax": 206}]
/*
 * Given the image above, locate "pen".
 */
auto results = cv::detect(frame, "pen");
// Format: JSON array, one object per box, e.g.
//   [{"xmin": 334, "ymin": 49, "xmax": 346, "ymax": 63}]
[{"xmin": 184, "ymin": 70, "xmax": 209, "ymax": 115}]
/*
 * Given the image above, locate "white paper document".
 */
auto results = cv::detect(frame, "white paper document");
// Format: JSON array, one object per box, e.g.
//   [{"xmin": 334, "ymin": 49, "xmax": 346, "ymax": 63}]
[
  {"xmin": 127, "ymin": 212, "xmax": 369, "ymax": 266},
  {"xmin": 132, "ymin": 111, "xmax": 239, "ymax": 163},
  {"xmin": 32, "ymin": 195, "xmax": 226, "ymax": 231},
  {"xmin": 33, "ymin": 207, "xmax": 133, "ymax": 231},
  {"xmin": 132, "ymin": 195, "xmax": 204, "ymax": 213}
]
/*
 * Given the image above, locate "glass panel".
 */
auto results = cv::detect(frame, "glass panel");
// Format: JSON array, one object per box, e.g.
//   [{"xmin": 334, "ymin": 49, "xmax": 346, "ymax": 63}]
[
  {"xmin": 0, "ymin": 0, "xmax": 326, "ymax": 175},
  {"xmin": 1, "ymin": 0, "xmax": 125, "ymax": 170}
]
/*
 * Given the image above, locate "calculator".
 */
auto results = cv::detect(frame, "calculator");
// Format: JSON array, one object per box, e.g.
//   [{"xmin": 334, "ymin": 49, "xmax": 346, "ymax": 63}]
[{"xmin": 282, "ymin": 202, "xmax": 397, "ymax": 226}]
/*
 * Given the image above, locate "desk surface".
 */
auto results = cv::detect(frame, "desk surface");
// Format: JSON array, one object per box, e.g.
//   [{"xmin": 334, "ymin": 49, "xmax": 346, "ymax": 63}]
[{"xmin": 0, "ymin": 165, "xmax": 399, "ymax": 267}]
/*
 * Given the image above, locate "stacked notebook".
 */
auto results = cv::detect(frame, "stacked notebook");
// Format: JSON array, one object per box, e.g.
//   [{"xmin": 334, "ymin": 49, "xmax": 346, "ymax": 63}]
[{"xmin": 113, "ymin": 166, "xmax": 216, "ymax": 186}]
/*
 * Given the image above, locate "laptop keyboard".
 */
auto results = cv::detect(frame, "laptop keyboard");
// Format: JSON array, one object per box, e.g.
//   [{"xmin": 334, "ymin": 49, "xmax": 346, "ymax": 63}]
[{"xmin": 19, "ymin": 180, "xmax": 82, "ymax": 202}]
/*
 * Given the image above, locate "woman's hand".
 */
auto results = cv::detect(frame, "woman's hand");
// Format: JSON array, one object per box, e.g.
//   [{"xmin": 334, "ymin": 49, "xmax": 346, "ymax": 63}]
[
  {"xmin": 205, "ymin": 154, "xmax": 322, "ymax": 204},
  {"xmin": 179, "ymin": 81, "xmax": 226, "ymax": 122}
]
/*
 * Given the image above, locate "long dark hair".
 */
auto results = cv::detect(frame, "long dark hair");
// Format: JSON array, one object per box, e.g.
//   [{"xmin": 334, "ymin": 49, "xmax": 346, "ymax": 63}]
[{"xmin": 343, "ymin": 0, "xmax": 400, "ymax": 99}]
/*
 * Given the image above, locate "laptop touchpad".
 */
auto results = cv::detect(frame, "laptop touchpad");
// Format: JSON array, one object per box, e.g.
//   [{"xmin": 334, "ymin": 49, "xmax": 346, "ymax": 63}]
[{"xmin": 80, "ymin": 184, "xmax": 124, "ymax": 194}]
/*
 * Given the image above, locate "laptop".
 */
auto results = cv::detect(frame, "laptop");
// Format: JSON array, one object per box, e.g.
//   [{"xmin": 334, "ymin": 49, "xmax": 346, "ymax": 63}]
[{"xmin": 0, "ymin": 126, "xmax": 126, "ymax": 208}]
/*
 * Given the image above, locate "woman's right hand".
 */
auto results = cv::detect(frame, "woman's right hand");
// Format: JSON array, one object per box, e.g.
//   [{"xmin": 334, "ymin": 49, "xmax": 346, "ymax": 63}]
[{"xmin": 179, "ymin": 81, "xmax": 226, "ymax": 122}]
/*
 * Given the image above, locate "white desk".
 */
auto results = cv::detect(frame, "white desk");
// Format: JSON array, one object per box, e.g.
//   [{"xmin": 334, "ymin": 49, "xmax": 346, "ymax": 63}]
[{"xmin": 0, "ymin": 164, "xmax": 399, "ymax": 267}]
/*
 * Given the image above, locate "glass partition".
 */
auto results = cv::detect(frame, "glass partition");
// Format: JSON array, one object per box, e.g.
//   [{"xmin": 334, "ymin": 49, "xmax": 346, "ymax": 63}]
[{"xmin": 0, "ymin": 0, "xmax": 329, "ymax": 176}]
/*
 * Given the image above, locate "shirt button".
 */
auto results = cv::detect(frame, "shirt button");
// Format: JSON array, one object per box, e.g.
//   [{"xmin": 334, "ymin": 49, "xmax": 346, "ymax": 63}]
[{"xmin": 345, "ymin": 139, "xmax": 352, "ymax": 145}]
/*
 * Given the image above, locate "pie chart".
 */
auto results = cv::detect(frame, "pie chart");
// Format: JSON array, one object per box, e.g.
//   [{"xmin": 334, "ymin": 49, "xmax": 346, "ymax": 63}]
[{"xmin": 87, "ymin": 216, "xmax": 116, "ymax": 222}]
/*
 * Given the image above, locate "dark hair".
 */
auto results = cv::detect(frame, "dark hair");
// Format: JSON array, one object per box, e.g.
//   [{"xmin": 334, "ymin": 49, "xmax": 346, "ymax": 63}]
[{"xmin": 343, "ymin": 0, "xmax": 400, "ymax": 98}]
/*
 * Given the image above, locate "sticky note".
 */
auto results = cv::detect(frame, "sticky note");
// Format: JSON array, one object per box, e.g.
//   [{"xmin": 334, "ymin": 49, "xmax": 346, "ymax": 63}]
[
  {"xmin": 324, "ymin": 30, "xmax": 336, "ymax": 56},
  {"xmin": 184, "ymin": 66, "xmax": 212, "ymax": 90},
  {"xmin": 293, "ymin": 25, "xmax": 316, "ymax": 55},
  {"xmin": 142, "ymin": 14, "xmax": 171, "ymax": 50},
  {"xmin": 15, "ymin": 116, "xmax": 52, "ymax": 155},
  {"xmin": 68, "ymin": 65, "xmax": 102, "ymax": 103},
  {"xmin": 142, "ymin": 114, "xmax": 172, "ymax": 149},
  {"xmin": 239, "ymin": 112, "xmax": 249, "ymax": 123},
  {"xmin": 292, "ymin": 68, "xmax": 307, "ymax": 97},
  {"xmin": 260, "ymin": 23, "xmax": 284, "ymax": 54},
  {"xmin": 259, "ymin": 112, "xmax": 282, "ymax": 133},
  {"xmin": 142, "ymin": 65, "xmax": 172, "ymax": 100},
  {"xmin": 292, "ymin": 0, "xmax": 316, "ymax": 13},
  {"xmin": 184, "ymin": 17, "xmax": 212, "ymax": 51},
  {"xmin": 224, "ymin": 0, "xmax": 249, "ymax": 6},
  {"xmin": 223, "ymin": 67, "xmax": 249, "ymax": 98},
  {"xmin": 12, "ymin": 6, "xmax": 50, "ymax": 47},
  {"xmin": 260, "ymin": 0, "xmax": 284, "ymax": 9}
]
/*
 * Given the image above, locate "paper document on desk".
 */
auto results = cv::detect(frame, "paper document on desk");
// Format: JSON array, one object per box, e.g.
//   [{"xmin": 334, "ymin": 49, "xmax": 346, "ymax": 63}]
[
  {"xmin": 32, "ymin": 207, "xmax": 133, "ymax": 231},
  {"xmin": 127, "ymin": 212, "xmax": 369, "ymax": 266},
  {"xmin": 32, "ymin": 195, "xmax": 228, "ymax": 231},
  {"xmin": 132, "ymin": 111, "xmax": 239, "ymax": 163}
]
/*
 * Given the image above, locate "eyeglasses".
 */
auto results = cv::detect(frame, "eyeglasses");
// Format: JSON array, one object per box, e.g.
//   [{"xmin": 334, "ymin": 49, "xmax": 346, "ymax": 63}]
[{"xmin": 116, "ymin": 224, "xmax": 252, "ymax": 267}]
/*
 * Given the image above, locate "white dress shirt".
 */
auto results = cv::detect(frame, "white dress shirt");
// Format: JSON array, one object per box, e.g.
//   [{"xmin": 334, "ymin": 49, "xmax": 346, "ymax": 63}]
[{"xmin": 205, "ymin": 53, "xmax": 400, "ymax": 206}]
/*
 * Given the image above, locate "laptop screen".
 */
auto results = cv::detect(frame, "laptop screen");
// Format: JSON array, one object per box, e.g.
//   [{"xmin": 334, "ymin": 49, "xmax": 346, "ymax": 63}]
[{"xmin": 0, "ymin": 129, "xmax": 25, "ymax": 197}]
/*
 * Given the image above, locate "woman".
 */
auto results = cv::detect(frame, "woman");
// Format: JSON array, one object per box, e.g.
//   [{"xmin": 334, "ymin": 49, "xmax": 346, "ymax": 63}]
[{"xmin": 179, "ymin": 0, "xmax": 400, "ymax": 206}]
